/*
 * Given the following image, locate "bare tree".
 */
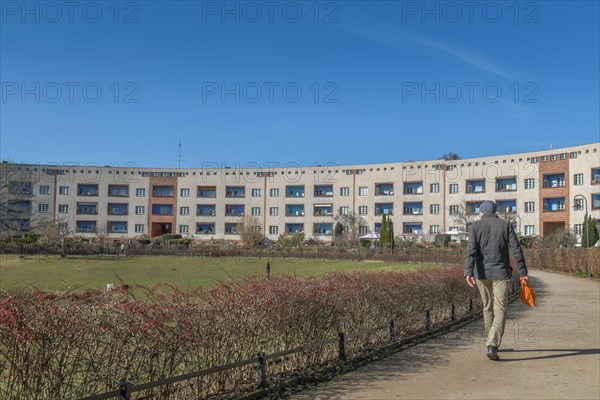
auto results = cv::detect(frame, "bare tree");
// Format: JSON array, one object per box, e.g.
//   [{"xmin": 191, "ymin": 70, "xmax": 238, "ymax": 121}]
[
  {"xmin": 238, "ymin": 215, "xmax": 264, "ymax": 246},
  {"xmin": 451, "ymin": 201, "xmax": 480, "ymax": 232},
  {"xmin": 438, "ymin": 152, "xmax": 461, "ymax": 161},
  {"xmin": 33, "ymin": 216, "xmax": 73, "ymax": 256},
  {"xmin": 333, "ymin": 211, "xmax": 366, "ymax": 247}
]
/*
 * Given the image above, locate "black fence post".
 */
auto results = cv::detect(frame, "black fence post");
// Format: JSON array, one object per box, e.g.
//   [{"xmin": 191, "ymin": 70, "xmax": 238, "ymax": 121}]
[
  {"xmin": 119, "ymin": 381, "xmax": 131, "ymax": 400},
  {"xmin": 425, "ymin": 310, "xmax": 431, "ymax": 331},
  {"xmin": 256, "ymin": 351, "xmax": 267, "ymax": 389},
  {"xmin": 338, "ymin": 332, "xmax": 346, "ymax": 362},
  {"xmin": 389, "ymin": 320, "xmax": 395, "ymax": 342},
  {"xmin": 468, "ymin": 298, "xmax": 473, "ymax": 314},
  {"xmin": 451, "ymin": 304, "xmax": 456, "ymax": 321}
]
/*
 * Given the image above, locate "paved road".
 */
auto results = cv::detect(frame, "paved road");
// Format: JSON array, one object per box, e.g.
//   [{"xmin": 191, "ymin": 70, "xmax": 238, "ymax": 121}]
[{"xmin": 289, "ymin": 271, "xmax": 600, "ymax": 400}]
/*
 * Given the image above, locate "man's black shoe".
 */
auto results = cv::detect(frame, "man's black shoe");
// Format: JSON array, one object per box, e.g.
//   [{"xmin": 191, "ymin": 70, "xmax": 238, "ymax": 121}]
[{"xmin": 487, "ymin": 346, "xmax": 499, "ymax": 361}]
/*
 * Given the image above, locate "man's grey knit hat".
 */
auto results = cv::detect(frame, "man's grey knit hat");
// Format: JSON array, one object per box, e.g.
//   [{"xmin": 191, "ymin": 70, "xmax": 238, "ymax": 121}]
[{"xmin": 480, "ymin": 201, "xmax": 497, "ymax": 214}]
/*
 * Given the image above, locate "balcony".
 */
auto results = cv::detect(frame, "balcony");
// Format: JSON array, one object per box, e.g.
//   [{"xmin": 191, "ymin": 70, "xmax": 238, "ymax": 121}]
[
  {"xmin": 76, "ymin": 221, "xmax": 97, "ymax": 233},
  {"xmin": 543, "ymin": 197, "xmax": 566, "ymax": 212},
  {"xmin": 466, "ymin": 201, "xmax": 483, "ymax": 214},
  {"xmin": 375, "ymin": 183, "xmax": 394, "ymax": 196},
  {"xmin": 153, "ymin": 186, "xmax": 174, "ymax": 197},
  {"xmin": 108, "ymin": 185, "xmax": 129, "ymax": 197},
  {"xmin": 225, "ymin": 223, "xmax": 239, "ymax": 234},
  {"xmin": 592, "ymin": 169, "xmax": 600, "ymax": 184},
  {"xmin": 375, "ymin": 203, "xmax": 394, "ymax": 216},
  {"xmin": 496, "ymin": 178, "xmax": 517, "ymax": 192},
  {"xmin": 403, "ymin": 202, "xmax": 423, "ymax": 215},
  {"xmin": 226, "ymin": 186, "xmax": 245, "ymax": 198},
  {"xmin": 152, "ymin": 204, "xmax": 173, "ymax": 215},
  {"xmin": 108, "ymin": 222, "xmax": 127, "ymax": 233},
  {"xmin": 77, "ymin": 203, "xmax": 98, "ymax": 215},
  {"xmin": 225, "ymin": 205, "xmax": 245, "ymax": 216},
  {"xmin": 403, "ymin": 223, "xmax": 423, "ymax": 235},
  {"xmin": 314, "ymin": 205, "xmax": 333, "ymax": 216},
  {"xmin": 8, "ymin": 182, "xmax": 33, "ymax": 195},
  {"xmin": 77, "ymin": 184, "xmax": 98, "ymax": 196},
  {"xmin": 496, "ymin": 200, "xmax": 517, "ymax": 214},
  {"xmin": 313, "ymin": 223, "xmax": 333, "ymax": 236},
  {"xmin": 197, "ymin": 186, "xmax": 217, "ymax": 198},
  {"xmin": 197, "ymin": 205, "xmax": 216, "ymax": 216},
  {"xmin": 285, "ymin": 223, "xmax": 304, "ymax": 234},
  {"xmin": 404, "ymin": 182, "xmax": 423, "ymax": 195},
  {"xmin": 196, "ymin": 223, "xmax": 215, "ymax": 234},
  {"xmin": 592, "ymin": 194, "xmax": 600, "ymax": 210},
  {"xmin": 314, "ymin": 185, "xmax": 334, "ymax": 197},
  {"xmin": 286, "ymin": 205, "xmax": 305, "ymax": 217},
  {"xmin": 286, "ymin": 186, "xmax": 305, "ymax": 198},
  {"xmin": 543, "ymin": 174, "xmax": 565, "ymax": 188},
  {"xmin": 466, "ymin": 180, "xmax": 486, "ymax": 193},
  {"xmin": 107, "ymin": 203, "xmax": 128, "ymax": 215}
]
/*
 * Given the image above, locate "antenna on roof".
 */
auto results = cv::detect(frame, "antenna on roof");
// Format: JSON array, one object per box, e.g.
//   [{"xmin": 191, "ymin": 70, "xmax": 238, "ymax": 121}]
[
  {"xmin": 176, "ymin": 140, "xmax": 183, "ymax": 168},
  {"xmin": 550, "ymin": 144, "xmax": 554, "ymax": 149}
]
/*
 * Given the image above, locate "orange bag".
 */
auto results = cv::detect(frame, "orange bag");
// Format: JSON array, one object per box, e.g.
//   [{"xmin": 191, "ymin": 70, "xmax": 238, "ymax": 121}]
[{"xmin": 519, "ymin": 277, "xmax": 536, "ymax": 307}]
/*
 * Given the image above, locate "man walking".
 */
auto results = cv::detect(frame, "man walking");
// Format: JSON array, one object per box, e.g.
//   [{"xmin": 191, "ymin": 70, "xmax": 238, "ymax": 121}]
[{"xmin": 464, "ymin": 201, "xmax": 528, "ymax": 361}]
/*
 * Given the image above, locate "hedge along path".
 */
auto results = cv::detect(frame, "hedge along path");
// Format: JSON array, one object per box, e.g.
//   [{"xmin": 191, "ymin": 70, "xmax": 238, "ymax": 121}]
[{"xmin": 289, "ymin": 270, "xmax": 600, "ymax": 400}]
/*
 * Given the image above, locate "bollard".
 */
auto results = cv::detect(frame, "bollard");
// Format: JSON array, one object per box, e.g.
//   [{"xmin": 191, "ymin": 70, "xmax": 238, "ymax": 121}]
[
  {"xmin": 256, "ymin": 351, "xmax": 267, "ymax": 389},
  {"xmin": 451, "ymin": 304, "xmax": 456, "ymax": 321},
  {"xmin": 425, "ymin": 310, "xmax": 431, "ymax": 331},
  {"xmin": 389, "ymin": 320, "xmax": 396, "ymax": 342},
  {"xmin": 338, "ymin": 332, "xmax": 346, "ymax": 361},
  {"xmin": 119, "ymin": 381, "xmax": 131, "ymax": 400}
]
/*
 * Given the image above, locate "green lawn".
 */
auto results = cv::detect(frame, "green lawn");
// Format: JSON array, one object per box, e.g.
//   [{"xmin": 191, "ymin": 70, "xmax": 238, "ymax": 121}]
[{"xmin": 0, "ymin": 255, "xmax": 432, "ymax": 292}]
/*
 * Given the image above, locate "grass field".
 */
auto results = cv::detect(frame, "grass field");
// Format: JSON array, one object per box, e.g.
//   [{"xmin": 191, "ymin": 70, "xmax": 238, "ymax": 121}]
[{"xmin": 0, "ymin": 254, "xmax": 437, "ymax": 292}]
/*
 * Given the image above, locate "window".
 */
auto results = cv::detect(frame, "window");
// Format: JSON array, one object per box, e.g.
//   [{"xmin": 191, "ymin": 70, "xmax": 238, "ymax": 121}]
[
  {"xmin": 524, "ymin": 202, "xmax": 535, "ymax": 213},
  {"xmin": 59, "ymin": 186, "xmax": 69, "ymax": 195},
  {"xmin": 560, "ymin": 153, "xmax": 567, "ymax": 160},
  {"xmin": 135, "ymin": 206, "xmax": 145, "ymax": 215},
  {"xmin": 136, "ymin": 188, "xmax": 146, "ymax": 197},
  {"xmin": 252, "ymin": 188, "xmax": 261, "ymax": 197},
  {"xmin": 108, "ymin": 185, "xmax": 129, "ymax": 197},
  {"xmin": 197, "ymin": 223, "xmax": 215, "ymax": 234},
  {"xmin": 550, "ymin": 154, "xmax": 557, "ymax": 161},
  {"xmin": 269, "ymin": 225, "xmax": 279, "ymax": 235},
  {"xmin": 286, "ymin": 204, "xmax": 304, "ymax": 216},
  {"xmin": 449, "ymin": 205, "xmax": 460, "ymax": 215},
  {"xmin": 135, "ymin": 224, "xmax": 145, "ymax": 233},
  {"xmin": 530, "ymin": 157, "xmax": 538, "ymax": 163},
  {"xmin": 77, "ymin": 202, "xmax": 98, "ymax": 214},
  {"xmin": 543, "ymin": 173, "xmax": 565, "ymax": 188},
  {"xmin": 541, "ymin": 156, "xmax": 548, "ymax": 162},
  {"xmin": 269, "ymin": 207, "xmax": 279, "ymax": 216},
  {"xmin": 339, "ymin": 206, "xmax": 349, "ymax": 215},
  {"xmin": 359, "ymin": 225, "xmax": 368, "ymax": 235},
  {"xmin": 524, "ymin": 225, "xmax": 535, "ymax": 236},
  {"xmin": 574, "ymin": 198, "xmax": 585, "ymax": 210},
  {"xmin": 449, "ymin": 184, "xmax": 459, "ymax": 194},
  {"xmin": 58, "ymin": 204, "xmax": 69, "ymax": 213},
  {"xmin": 286, "ymin": 186, "xmax": 305, "ymax": 198},
  {"xmin": 570, "ymin": 152, "xmax": 578, "ymax": 158},
  {"xmin": 179, "ymin": 225, "xmax": 189, "ymax": 234},
  {"xmin": 225, "ymin": 205, "xmax": 245, "ymax": 216},
  {"xmin": 340, "ymin": 187, "xmax": 350, "ymax": 196},
  {"xmin": 375, "ymin": 183, "xmax": 394, "ymax": 196},
  {"xmin": 38, "ymin": 204, "xmax": 49, "ymax": 213},
  {"xmin": 404, "ymin": 182, "xmax": 423, "ymax": 194},
  {"xmin": 430, "ymin": 204, "xmax": 440, "ymax": 214},
  {"xmin": 153, "ymin": 186, "xmax": 174, "ymax": 197},
  {"xmin": 448, "ymin": 226, "xmax": 460, "ymax": 232},
  {"xmin": 375, "ymin": 203, "xmax": 394, "ymax": 215},
  {"xmin": 197, "ymin": 205, "xmax": 216, "ymax": 216},
  {"xmin": 573, "ymin": 173, "xmax": 584, "ymax": 186},
  {"xmin": 197, "ymin": 186, "xmax": 217, "ymax": 198},
  {"xmin": 270, "ymin": 188, "xmax": 279, "ymax": 197},
  {"xmin": 180, "ymin": 206, "xmax": 190, "ymax": 216},
  {"xmin": 39, "ymin": 185, "xmax": 50, "ymax": 195},
  {"xmin": 180, "ymin": 188, "xmax": 190, "ymax": 197},
  {"xmin": 314, "ymin": 185, "xmax": 333, "ymax": 197},
  {"xmin": 78, "ymin": 184, "xmax": 98, "ymax": 196},
  {"xmin": 251, "ymin": 207, "xmax": 261, "ymax": 216},
  {"xmin": 574, "ymin": 224, "xmax": 583, "ymax": 235},
  {"xmin": 359, "ymin": 186, "xmax": 368, "ymax": 196},
  {"xmin": 524, "ymin": 178, "xmax": 535, "ymax": 189},
  {"xmin": 430, "ymin": 225, "xmax": 440, "ymax": 234},
  {"xmin": 358, "ymin": 206, "xmax": 368, "ymax": 215},
  {"xmin": 225, "ymin": 223, "xmax": 239, "ymax": 234},
  {"xmin": 58, "ymin": 222, "xmax": 68, "ymax": 231},
  {"xmin": 430, "ymin": 183, "xmax": 440, "ymax": 193},
  {"xmin": 466, "ymin": 180, "xmax": 486, "ymax": 193}
]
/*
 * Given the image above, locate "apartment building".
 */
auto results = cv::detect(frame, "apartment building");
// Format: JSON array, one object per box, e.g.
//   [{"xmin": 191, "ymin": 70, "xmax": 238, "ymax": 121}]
[{"xmin": 2, "ymin": 142, "xmax": 599, "ymax": 242}]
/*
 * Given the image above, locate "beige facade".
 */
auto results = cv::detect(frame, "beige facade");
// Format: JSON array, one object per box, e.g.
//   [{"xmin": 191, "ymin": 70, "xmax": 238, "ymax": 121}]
[{"xmin": 2, "ymin": 142, "xmax": 599, "ymax": 242}]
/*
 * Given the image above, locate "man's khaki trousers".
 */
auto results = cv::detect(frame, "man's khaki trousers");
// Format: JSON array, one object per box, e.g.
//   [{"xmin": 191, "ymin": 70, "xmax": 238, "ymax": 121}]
[{"xmin": 476, "ymin": 279, "xmax": 511, "ymax": 348}]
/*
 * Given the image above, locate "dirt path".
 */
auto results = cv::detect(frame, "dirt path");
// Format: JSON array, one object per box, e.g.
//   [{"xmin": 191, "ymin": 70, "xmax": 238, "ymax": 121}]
[{"xmin": 289, "ymin": 270, "xmax": 600, "ymax": 399}]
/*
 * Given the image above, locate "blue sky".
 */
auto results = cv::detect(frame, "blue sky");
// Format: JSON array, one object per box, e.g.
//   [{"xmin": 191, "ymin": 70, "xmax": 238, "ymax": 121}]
[{"xmin": 1, "ymin": 0, "xmax": 598, "ymax": 168}]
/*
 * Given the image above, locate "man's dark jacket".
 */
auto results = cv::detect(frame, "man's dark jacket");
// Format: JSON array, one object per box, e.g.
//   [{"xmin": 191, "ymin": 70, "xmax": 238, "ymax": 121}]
[{"xmin": 464, "ymin": 214, "xmax": 528, "ymax": 280}]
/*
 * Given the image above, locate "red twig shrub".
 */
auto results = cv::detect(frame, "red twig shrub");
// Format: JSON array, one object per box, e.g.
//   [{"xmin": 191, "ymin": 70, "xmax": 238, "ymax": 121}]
[{"xmin": 0, "ymin": 267, "xmax": 476, "ymax": 399}]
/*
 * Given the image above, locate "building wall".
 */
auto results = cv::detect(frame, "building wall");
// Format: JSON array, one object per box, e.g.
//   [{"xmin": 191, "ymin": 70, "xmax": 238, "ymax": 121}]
[{"xmin": 2, "ymin": 142, "xmax": 599, "ymax": 242}]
